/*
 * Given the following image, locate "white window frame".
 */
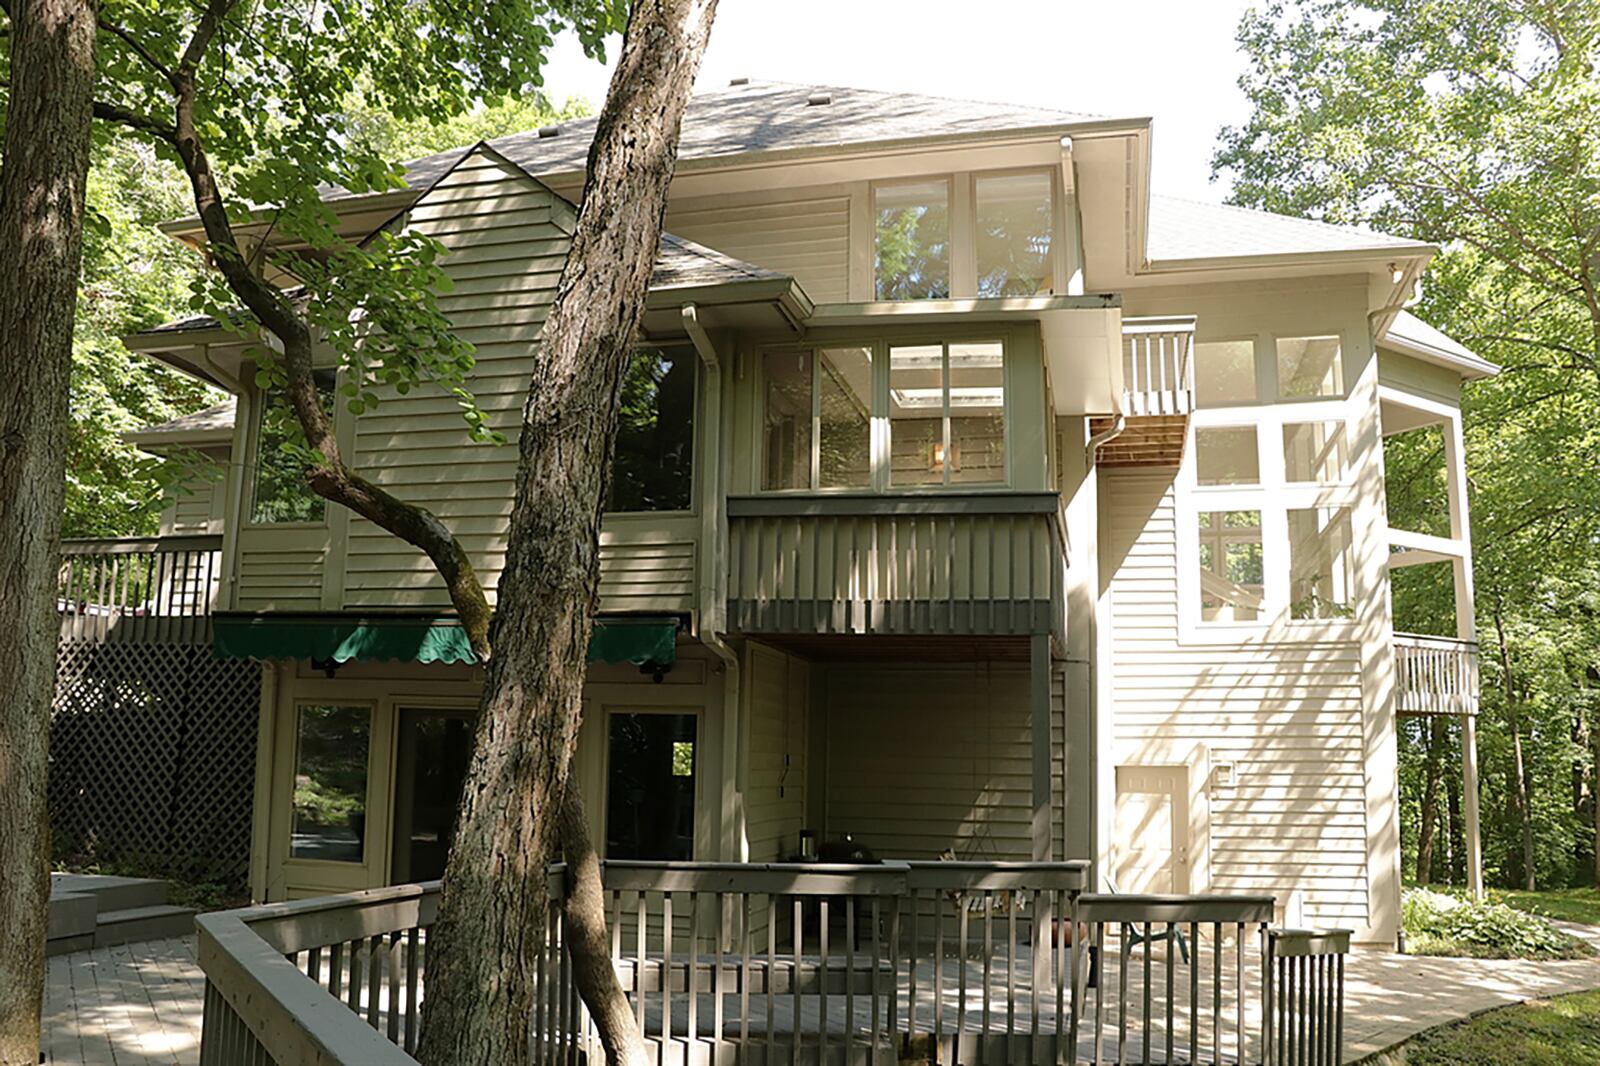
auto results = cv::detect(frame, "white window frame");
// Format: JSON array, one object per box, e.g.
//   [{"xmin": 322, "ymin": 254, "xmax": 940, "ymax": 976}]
[{"xmin": 1177, "ymin": 331, "xmax": 1360, "ymax": 644}]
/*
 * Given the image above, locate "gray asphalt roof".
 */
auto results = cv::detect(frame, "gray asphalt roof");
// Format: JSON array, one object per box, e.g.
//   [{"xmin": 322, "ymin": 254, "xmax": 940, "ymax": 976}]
[
  {"xmin": 127, "ymin": 399, "xmax": 237, "ymax": 441},
  {"xmin": 329, "ymin": 79, "xmax": 1103, "ymax": 202},
  {"xmin": 1147, "ymin": 195, "xmax": 1425, "ymax": 261}
]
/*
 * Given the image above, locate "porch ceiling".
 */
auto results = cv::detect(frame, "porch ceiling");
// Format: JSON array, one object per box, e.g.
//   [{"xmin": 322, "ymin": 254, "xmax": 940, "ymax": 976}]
[{"xmin": 749, "ymin": 632, "xmax": 1033, "ymax": 663}]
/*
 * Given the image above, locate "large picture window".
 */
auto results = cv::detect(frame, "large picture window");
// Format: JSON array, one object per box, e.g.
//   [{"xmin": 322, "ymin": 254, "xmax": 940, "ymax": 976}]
[
  {"xmin": 607, "ymin": 345, "xmax": 695, "ymax": 513},
  {"xmin": 762, "ymin": 348, "xmax": 873, "ymax": 491}
]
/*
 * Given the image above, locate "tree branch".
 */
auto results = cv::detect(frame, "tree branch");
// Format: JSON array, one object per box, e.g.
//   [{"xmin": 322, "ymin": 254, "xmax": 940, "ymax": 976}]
[
  {"xmin": 97, "ymin": 16, "xmax": 177, "ymax": 86},
  {"xmin": 90, "ymin": 98, "xmax": 176, "ymax": 140}
]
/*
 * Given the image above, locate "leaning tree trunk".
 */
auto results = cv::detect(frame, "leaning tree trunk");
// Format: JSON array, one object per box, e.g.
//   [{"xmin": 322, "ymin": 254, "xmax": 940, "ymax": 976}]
[
  {"xmin": 414, "ymin": 2, "xmax": 717, "ymax": 1064},
  {"xmin": 0, "ymin": 0, "xmax": 99, "ymax": 1059},
  {"xmin": 1415, "ymin": 715, "xmax": 1448, "ymax": 885}
]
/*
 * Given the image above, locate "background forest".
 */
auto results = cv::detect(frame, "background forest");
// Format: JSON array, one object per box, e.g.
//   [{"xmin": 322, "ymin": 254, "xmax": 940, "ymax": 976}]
[{"xmin": 68, "ymin": 1, "xmax": 1600, "ymax": 893}]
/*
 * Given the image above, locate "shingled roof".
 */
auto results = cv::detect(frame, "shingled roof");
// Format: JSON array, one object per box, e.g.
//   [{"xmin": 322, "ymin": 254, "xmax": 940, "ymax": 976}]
[
  {"xmin": 125, "ymin": 399, "xmax": 237, "ymax": 446},
  {"xmin": 1147, "ymin": 196, "xmax": 1426, "ymax": 262},
  {"xmin": 329, "ymin": 80, "xmax": 1103, "ymax": 202}
]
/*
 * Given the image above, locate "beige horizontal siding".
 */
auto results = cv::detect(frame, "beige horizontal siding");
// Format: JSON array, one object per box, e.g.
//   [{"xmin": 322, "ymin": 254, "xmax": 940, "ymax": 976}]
[
  {"xmin": 820, "ymin": 662, "xmax": 1034, "ymax": 861},
  {"xmin": 745, "ymin": 643, "xmax": 807, "ymax": 861},
  {"xmin": 1104, "ymin": 470, "xmax": 1371, "ymax": 929},
  {"xmin": 665, "ymin": 194, "xmax": 850, "ymax": 303},
  {"xmin": 331, "ymin": 148, "xmax": 696, "ymax": 614},
  {"xmin": 236, "ymin": 546, "xmax": 325, "ymax": 610}
]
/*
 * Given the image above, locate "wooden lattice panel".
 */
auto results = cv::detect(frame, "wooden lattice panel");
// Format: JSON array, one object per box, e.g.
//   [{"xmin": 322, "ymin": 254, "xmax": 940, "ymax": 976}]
[{"xmin": 50, "ymin": 639, "xmax": 260, "ymax": 887}]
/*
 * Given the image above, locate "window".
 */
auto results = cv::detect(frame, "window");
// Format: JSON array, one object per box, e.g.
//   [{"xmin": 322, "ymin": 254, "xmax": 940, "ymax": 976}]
[
  {"xmin": 1289, "ymin": 506, "xmax": 1355, "ymax": 619},
  {"xmin": 1194, "ymin": 340, "xmax": 1257, "ymax": 407},
  {"xmin": 1276, "ymin": 336, "xmax": 1344, "ymax": 399},
  {"xmin": 1195, "ymin": 427, "xmax": 1259, "ymax": 486},
  {"xmin": 251, "ymin": 371, "xmax": 336, "ymax": 525},
  {"xmin": 875, "ymin": 180, "xmax": 950, "ymax": 300},
  {"xmin": 889, "ymin": 341, "xmax": 1006, "ymax": 486},
  {"xmin": 1283, "ymin": 421, "xmax": 1349, "ymax": 483},
  {"xmin": 607, "ymin": 345, "xmax": 695, "ymax": 512},
  {"xmin": 975, "ymin": 171, "xmax": 1054, "ymax": 297},
  {"xmin": 1198, "ymin": 511, "xmax": 1263, "ymax": 623},
  {"xmin": 606, "ymin": 712, "xmax": 697, "ymax": 861},
  {"xmin": 761, "ymin": 348, "xmax": 873, "ymax": 491},
  {"xmin": 290, "ymin": 705, "xmax": 370, "ymax": 862}
]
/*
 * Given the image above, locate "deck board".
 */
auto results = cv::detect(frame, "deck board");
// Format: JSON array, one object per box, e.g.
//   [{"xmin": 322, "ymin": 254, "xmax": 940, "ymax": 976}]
[{"xmin": 42, "ymin": 935, "xmax": 204, "ymax": 1066}]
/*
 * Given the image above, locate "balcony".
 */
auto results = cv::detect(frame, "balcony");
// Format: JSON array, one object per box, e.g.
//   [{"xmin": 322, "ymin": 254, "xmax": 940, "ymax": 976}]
[
  {"xmin": 1090, "ymin": 315, "xmax": 1196, "ymax": 468},
  {"xmin": 1394, "ymin": 632, "xmax": 1479, "ymax": 716},
  {"xmin": 57, "ymin": 534, "xmax": 222, "ymax": 643},
  {"xmin": 725, "ymin": 493, "xmax": 1065, "ymax": 641}
]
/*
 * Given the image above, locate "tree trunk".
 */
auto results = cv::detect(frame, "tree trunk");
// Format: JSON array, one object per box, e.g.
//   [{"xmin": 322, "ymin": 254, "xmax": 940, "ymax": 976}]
[
  {"xmin": 1446, "ymin": 779, "xmax": 1463, "ymax": 884},
  {"xmin": 415, "ymin": 2, "xmax": 717, "ymax": 1064},
  {"xmin": 1592, "ymin": 698, "xmax": 1600, "ymax": 887},
  {"xmin": 0, "ymin": 0, "xmax": 99, "ymax": 1058},
  {"xmin": 1493, "ymin": 603, "xmax": 1537, "ymax": 890},
  {"xmin": 1416, "ymin": 715, "xmax": 1448, "ymax": 885}
]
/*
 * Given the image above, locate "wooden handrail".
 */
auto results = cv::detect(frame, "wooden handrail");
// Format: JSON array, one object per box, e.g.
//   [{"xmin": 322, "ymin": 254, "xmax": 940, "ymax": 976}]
[{"xmin": 61, "ymin": 533, "xmax": 224, "ymax": 554}]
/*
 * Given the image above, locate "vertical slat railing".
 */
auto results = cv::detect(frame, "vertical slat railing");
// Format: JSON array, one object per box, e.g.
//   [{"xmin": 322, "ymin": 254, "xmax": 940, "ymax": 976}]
[
  {"xmin": 58, "ymin": 534, "xmax": 222, "ymax": 641},
  {"xmin": 1120, "ymin": 317, "xmax": 1197, "ymax": 418},
  {"xmin": 1266, "ymin": 929, "xmax": 1351, "ymax": 1065},
  {"xmin": 1395, "ymin": 632, "xmax": 1480, "ymax": 716}
]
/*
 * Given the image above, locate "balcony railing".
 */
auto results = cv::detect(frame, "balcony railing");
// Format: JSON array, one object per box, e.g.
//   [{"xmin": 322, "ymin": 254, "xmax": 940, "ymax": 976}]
[
  {"xmin": 1121, "ymin": 316, "xmax": 1196, "ymax": 418},
  {"xmin": 196, "ymin": 861, "xmax": 1350, "ymax": 1066},
  {"xmin": 1394, "ymin": 632, "xmax": 1480, "ymax": 716},
  {"xmin": 57, "ymin": 534, "xmax": 222, "ymax": 642},
  {"xmin": 726, "ymin": 494, "xmax": 1064, "ymax": 639}
]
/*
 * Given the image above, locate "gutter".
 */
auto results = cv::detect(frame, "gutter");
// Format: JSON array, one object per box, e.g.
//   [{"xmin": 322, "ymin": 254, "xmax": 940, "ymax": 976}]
[{"xmin": 1086, "ymin": 414, "xmax": 1126, "ymax": 462}]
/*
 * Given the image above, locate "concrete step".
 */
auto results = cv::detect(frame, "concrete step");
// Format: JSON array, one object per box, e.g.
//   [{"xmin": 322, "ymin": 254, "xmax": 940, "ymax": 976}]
[
  {"xmin": 51, "ymin": 873, "xmax": 169, "ymax": 912},
  {"xmin": 93, "ymin": 904, "xmax": 196, "ymax": 948}
]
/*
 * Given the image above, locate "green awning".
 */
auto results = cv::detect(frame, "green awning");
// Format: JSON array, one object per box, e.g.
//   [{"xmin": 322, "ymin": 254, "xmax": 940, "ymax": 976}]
[{"xmin": 212, "ymin": 613, "xmax": 678, "ymax": 667}]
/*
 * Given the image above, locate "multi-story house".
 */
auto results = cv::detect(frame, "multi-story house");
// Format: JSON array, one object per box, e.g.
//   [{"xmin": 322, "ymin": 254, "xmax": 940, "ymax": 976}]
[{"xmin": 118, "ymin": 80, "xmax": 1493, "ymax": 948}]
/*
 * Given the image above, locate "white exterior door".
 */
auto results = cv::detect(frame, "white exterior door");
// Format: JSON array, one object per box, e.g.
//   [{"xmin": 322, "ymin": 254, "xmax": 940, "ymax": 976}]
[{"xmin": 1114, "ymin": 765, "xmax": 1191, "ymax": 894}]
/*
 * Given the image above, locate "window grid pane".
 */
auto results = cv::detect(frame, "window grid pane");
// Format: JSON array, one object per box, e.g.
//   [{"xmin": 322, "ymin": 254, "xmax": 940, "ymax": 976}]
[
  {"xmin": 761, "ymin": 351, "xmax": 813, "ymax": 491},
  {"xmin": 607, "ymin": 346, "xmax": 695, "ymax": 512},
  {"xmin": 1276, "ymin": 336, "xmax": 1344, "ymax": 399},
  {"xmin": 1289, "ymin": 506, "xmax": 1355, "ymax": 619},
  {"xmin": 1283, "ymin": 421, "xmax": 1349, "ymax": 483},
  {"xmin": 975, "ymin": 171, "xmax": 1053, "ymax": 297},
  {"xmin": 818, "ymin": 347, "xmax": 873, "ymax": 489},
  {"xmin": 888, "ymin": 344, "xmax": 946, "ymax": 486},
  {"xmin": 291, "ymin": 705, "xmax": 370, "ymax": 862},
  {"xmin": 875, "ymin": 180, "xmax": 951, "ymax": 300},
  {"xmin": 1195, "ymin": 426, "xmax": 1260, "ymax": 486},
  {"xmin": 252, "ymin": 370, "xmax": 335, "ymax": 525},
  {"xmin": 948, "ymin": 341, "xmax": 1006, "ymax": 484},
  {"xmin": 1198, "ymin": 510, "xmax": 1263, "ymax": 623},
  {"xmin": 1194, "ymin": 340, "xmax": 1258, "ymax": 407}
]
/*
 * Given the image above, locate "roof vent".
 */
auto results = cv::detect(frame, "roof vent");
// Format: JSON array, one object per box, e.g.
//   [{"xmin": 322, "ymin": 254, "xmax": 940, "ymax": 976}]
[
  {"xmin": 728, "ymin": 76, "xmax": 749, "ymax": 86},
  {"xmin": 537, "ymin": 124, "xmax": 562, "ymax": 139},
  {"xmin": 806, "ymin": 91, "xmax": 833, "ymax": 106}
]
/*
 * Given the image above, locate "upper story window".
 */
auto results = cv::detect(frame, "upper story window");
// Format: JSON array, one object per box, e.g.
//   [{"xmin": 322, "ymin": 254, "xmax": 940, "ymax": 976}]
[
  {"xmin": 1276, "ymin": 335, "xmax": 1344, "ymax": 399},
  {"xmin": 250, "ymin": 371, "xmax": 335, "ymax": 525},
  {"xmin": 607, "ymin": 345, "xmax": 696, "ymax": 513},
  {"xmin": 874, "ymin": 180, "xmax": 951, "ymax": 300},
  {"xmin": 1194, "ymin": 340, "xmax": 1258, "ymax": 407},
  {"xmin": 1194, "ymin": 334, "xmax": 1349, "ymax": 407},
  {"xmin": 974, "ymin": 171, "xmax": 1054, "ymax": 297},
  {"xmin": 761, "ymin": 338, "xmax": 1007, "ymax": 492}
]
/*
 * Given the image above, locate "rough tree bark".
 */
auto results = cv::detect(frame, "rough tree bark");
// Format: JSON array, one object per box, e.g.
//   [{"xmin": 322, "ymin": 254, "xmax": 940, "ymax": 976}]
[
  {"xmin": 1415, "ymin": 715, "xmax": 1448, "ymax": 885},
  {"xmin": 415, "ymin": 2, "xmax": 717, "ymax": 1062},
  {"xmin": 0, "ymin": 0, "xmax": 99, "ymax": 1058}
]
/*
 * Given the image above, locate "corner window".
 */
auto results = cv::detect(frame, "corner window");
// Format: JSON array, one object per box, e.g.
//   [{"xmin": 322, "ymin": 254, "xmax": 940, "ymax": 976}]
[
  {"xmin": 1197, "ymin": 510, "xmax": 1264, "ymax": 623},
  {"xmin": 1276, "ymin": 336, "xmax": 1344, "ymax": 399},
  {"xmin": 605, "ymin": 712, "xmax": 697, "ymax": 861},
  {"xmin": 975, "ymin": 171, "xmax": 1054, "ymax": 297},
  {"xmin": 875, "ymin": 179, "xmax": 950, "ymax": 300},
  {"xmin": 1194, "ymin": 340, "xmax": 1258, "ymax": 407},
  {"xmin": 1194, "ymin": 427, "xmax": 1260, "ymax": 486},
  {"xmin": 1283, "ymin": 421, "xmax": 1349, "ymax": 483},
  {"xmin": 250, "ymin": 370, "xmax": 335, "ymax": 525},
  {"xmin": 290, "ymin": 704, "xmax": 370, "ymax": 862},
  {"xmin": 607, "ymin": 345, "xmax": 695, "ymax": 513},
  {"xmin": 889, "ymin": 341, "xmax": 1005, "ymax": 487},
  {"xmin": 1288, "ymin": 506, "xmax": 1355, "ymax": 619},
  {"xmin": 762, "ymin": 347, "xmax": 873, "ymax": 491}
]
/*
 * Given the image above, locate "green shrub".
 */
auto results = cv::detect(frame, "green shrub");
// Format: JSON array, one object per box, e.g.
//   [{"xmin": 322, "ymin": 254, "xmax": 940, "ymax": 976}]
[{"xmin": 1403, "ymin": 887, "xmax": 1591, "ymax": 959}]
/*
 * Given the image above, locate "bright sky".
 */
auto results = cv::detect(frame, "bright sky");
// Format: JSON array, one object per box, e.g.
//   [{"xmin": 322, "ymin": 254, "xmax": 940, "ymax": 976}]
[{"xmin": 538, "ymin": 0, "xmax": 1258, "ymax": 204}]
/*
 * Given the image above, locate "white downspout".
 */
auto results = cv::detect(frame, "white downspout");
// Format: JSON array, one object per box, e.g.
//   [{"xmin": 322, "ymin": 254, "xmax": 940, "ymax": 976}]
[{"xmin": 682, "ymin": 304, "xmax": 747, "ymax": 865}]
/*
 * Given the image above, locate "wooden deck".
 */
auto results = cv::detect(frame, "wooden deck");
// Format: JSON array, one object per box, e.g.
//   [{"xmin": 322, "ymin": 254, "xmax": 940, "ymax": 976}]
[{"xmin": 42, "ymin": 935, "xmax": 204, "ymax": 1065}]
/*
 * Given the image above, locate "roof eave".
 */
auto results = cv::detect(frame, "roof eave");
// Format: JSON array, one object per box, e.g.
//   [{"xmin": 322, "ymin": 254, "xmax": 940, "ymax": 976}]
[
  {"xmin": 1380, "ymin": 333, "xmax": 1501, "ymax": 381},
  {"xmin": 1141, "ymin": 244, "xmax": 1437, "ymax": 275}
]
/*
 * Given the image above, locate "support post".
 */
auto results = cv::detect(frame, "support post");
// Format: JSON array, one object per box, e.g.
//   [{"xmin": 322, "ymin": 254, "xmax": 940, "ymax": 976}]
[{"xmin": 1461, "ymin": 712, "xmax": 1484, "ymax": 898}]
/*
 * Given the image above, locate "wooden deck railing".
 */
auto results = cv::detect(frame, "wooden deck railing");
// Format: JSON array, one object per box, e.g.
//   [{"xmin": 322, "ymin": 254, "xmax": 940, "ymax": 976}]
[
  {"xmin": 197, "ymin": 862, "xmax": 1351, "ymax": 1066},
  {"xmin": 58, "ymin": 534, "xmax": 222, "ymax": 642},
  {"xmin": 1121, "ymin": 316, "xmax": 1196, "ymax": 417},
  {"xmin": 1394, "ymin": 632, "xmax": 1480, "ymax": 716},
  {"xmin": 726, "ymin": 494, "xmax": 1064, "ymax": 638}
]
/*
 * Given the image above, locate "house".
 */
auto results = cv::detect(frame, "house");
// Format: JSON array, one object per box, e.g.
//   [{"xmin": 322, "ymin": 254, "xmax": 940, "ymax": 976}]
[{"xmin": 120, "ymin": 79, "xmax": 1493, "ymax": 947}]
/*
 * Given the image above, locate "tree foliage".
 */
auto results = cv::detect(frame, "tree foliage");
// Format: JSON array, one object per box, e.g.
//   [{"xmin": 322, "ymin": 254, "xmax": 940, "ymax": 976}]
[{"xmin": 1218, "ymin": 0, "xmax": 1600, "ymax": 889}]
